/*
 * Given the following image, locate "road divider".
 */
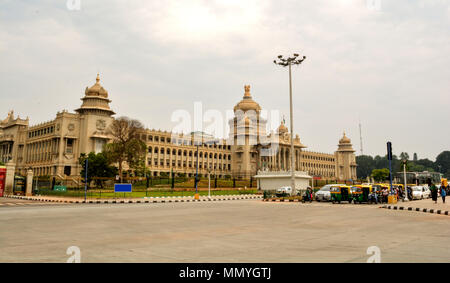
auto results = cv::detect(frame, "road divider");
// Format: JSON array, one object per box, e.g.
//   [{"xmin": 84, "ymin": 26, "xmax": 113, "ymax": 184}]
[{"xmin": 381, "ymin": 205, "xmax": 449, "ymax": 216}]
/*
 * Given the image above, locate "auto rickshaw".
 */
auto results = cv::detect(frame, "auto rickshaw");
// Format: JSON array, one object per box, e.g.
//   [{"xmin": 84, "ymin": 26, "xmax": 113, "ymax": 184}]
[
  {"xmin": 331, "ymin": 185, "xmax": 352, "ymax": 204},
  {"xmin": 351, "ymin": 185, "xmax": 371, "ymax": 204}
]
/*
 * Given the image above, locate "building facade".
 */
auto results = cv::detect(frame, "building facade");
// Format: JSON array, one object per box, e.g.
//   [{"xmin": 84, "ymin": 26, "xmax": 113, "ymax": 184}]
[
  {"xmin": 0, "ymin": 76, "xmax": 357, "ymax": 181},
  {"xmin": 0, "ymin": 75, "xmax": 114, "ymax": 179}
]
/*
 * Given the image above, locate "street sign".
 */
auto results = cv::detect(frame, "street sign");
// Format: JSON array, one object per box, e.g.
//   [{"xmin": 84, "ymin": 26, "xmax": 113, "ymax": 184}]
[
  {"xmin": 387, "ymin": 142, "xmax": 392, "ymax": 160},
  {"xmin": 387, "ymin": 141, "xmax": 394, "ymax": 193},
  {"xmin": 54, "ymin": 185, "xmax": 67, "ymax": 192},
  {"xmin": 114, "ymin": 183, "xmax": 132, "ymax": 193}
]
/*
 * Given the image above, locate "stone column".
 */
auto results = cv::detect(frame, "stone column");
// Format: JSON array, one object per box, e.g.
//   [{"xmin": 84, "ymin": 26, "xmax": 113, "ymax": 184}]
[
  {"xmin": 26, "ymin": 169, "xmax": 33, "ymax": 196},
  {"xmin": 4, "ymin": 162, "xmax": 16, "ymax": 195}
]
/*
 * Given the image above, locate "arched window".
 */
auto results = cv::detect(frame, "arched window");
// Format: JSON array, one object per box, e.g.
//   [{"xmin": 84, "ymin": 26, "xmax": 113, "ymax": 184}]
[{"xmin": 154, "ymin": 147, "xmax": 158, "ymax": 153}]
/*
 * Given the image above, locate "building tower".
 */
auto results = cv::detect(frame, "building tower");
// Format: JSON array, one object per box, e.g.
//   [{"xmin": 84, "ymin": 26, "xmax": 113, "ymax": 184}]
[
  {"xmin": 335, "ymin": 132, "xmax": 357, "ymax": 181},
  {"xmin": 75, "ymin": 74, "xmax": 115, "ymax": 155},
  {"xmin": 229, "ymin": 85, "xmax": 267, "ymax": 179}
]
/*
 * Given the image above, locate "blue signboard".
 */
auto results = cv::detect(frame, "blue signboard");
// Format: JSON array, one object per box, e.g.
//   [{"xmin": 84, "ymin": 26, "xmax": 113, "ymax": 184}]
[{"xmin": 114, "ymin": 184, "xmax": 132, "ymax": 193}]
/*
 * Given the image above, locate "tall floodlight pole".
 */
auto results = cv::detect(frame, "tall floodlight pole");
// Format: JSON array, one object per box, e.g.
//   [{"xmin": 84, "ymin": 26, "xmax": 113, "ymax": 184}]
[
  {"xmin": 274, "ymin": 53, "xmax": 306, "ymax": 195},
  {"xmin": 403, "ymin": 159, "xmax": 409, "ymax": 202},
  {"xmin": 84, "ymin": 158, "xmax": 88, "ymax": 202}
]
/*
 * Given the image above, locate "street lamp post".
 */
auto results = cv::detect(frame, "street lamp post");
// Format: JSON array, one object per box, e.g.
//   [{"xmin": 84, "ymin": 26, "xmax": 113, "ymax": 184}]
[
  {"xmin": 191, "ymin": 131, "xmax": 214, "ymax": 200},
  {"xmin": 274, "ymin": 53, "xmax": 306, "ymax": 195},
  {"xmin": 208, "ymin": 168, "xmax": 211, "ymax": 199},
  {"xmin": 84, "ymin": 158, "xmax": 88, "ymax": 202},
  {"xmin": 403, "ymin": 159, "xmax": 409, "ymax": 202}
]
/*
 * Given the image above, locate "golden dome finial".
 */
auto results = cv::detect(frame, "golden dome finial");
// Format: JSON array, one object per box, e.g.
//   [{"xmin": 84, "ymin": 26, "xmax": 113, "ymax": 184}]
[
  {"xmin": 340, "ymin": 131, "xmax": 351, "ymax": 144},
  {"xmin": 244, "ymin": 85, "xmax": 251, "ymax": 98},
  {"xmin": 96, "ymin": 73, "xmax": 100, "ymax": 83}
]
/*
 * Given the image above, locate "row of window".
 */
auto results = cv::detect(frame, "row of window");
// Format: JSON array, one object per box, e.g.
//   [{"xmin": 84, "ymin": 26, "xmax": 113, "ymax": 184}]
[
  {"xmin": 302, "ymin": 162, "xmax": 335, "ymax": 169},
  {"xmin": 143, "ymin": 135, "xmax": 231, "ymax": 150},
  {"xmin": 148, "ymin": 147, "xmax": 232, "ymax": 160},
  {"xmin": 28, "ymin": 126, "xmax": 55, "ymax": 138},
  {"xmin": 149, "ymin": 159, "xmax": 231, "ymax": 171},
  {"xmin": 303, "ymin": 154, "xmax": 335, "ymax": 162}
]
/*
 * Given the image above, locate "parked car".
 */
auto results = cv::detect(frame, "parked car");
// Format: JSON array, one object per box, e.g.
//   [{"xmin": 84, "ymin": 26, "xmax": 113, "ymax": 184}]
[
  {"xmin": 276, "ymin": 186, "xmax": 293, "ymax": 197},
  {"xmin": 411, "ymin": 186, "xmax": 425, "ymax": 200},
  {"xmin": 315, "ymin": 184, "xmax": 346, "ymax": 202}
]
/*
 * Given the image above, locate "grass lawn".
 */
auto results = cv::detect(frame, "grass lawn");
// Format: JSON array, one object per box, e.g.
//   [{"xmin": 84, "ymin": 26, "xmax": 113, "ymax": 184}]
[{"xmin": 36, "ymin": 188, "xmax": 259, "ymax": 199}]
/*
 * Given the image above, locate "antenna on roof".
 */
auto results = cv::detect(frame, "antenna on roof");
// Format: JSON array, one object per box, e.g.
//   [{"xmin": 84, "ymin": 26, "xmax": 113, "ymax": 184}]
[{"xmin": 359, "ymin": 118, "xmax": 364, "ymax": 156}]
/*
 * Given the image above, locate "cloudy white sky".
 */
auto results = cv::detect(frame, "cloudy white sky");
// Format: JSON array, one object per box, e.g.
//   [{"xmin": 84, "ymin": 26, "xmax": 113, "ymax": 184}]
[{"xmin": 1, "ymin": 0, "xmax": 449, "ymax": 160}]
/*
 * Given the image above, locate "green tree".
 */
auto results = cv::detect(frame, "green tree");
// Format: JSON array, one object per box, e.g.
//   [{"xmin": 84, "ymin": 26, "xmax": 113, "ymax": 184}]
[
  {"xmin": 415, "ymin": 158, "xmax": 435, "ymax": 172},
  {"xmin": 79, "ymin": 152, "xmax": 118, "ymax": 188},
  {"xmin": 399, "ymin": 152, "xmax": 409, "ymax": 161},
  {"xmin": 371, "ymin": 168, "xmax": 390, "ymax": 182},
  {"xmin": 103, "ymin": 116, "xmax": 147, "ymax": 182},
  {"xmin": 133, "ymin": 159, "xmax": 151, "ymax": 177},
  {"xmin": 0, "ymin": 161, "xmax": 4, "ymax": 166},
  {"xmin": 356, "ymin": 155, "xmax": 375, "ymax": 179},
  {"xmin": 436, "ymin": 151, "xmax": 450, "ymax": 178}
]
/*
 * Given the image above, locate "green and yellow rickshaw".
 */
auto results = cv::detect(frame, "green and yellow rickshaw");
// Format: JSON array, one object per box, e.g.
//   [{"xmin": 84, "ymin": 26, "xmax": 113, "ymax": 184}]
[
  {"xmin": 351, "ymin": 185, "xmax": 371, "ymax": 204},
  {"xmin": 330, "ymin": 185, "xmax": 352, "ymax": 204}
]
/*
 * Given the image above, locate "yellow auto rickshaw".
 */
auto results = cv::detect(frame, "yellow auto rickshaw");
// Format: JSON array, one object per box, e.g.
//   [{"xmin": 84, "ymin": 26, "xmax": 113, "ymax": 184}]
[{"xmin": 331, "ymin": 185, "xmax": 352, "ymax": 204}]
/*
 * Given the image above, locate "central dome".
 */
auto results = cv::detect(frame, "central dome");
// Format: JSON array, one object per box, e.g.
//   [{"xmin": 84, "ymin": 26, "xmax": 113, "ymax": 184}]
[
  {"xmin": 339, "ymin": 132, "xmax": 351, "ymax": 144},
  {"xmin": 277, "ymin": 120, "xmax": 288, "ymax": 134},
  {"xmin": 233, "ymin": 85, "xmax": 261, "ymax": 113},
  {"xmin": 85, "ymin": 74, "xmax": 108, "ymax": 98}
]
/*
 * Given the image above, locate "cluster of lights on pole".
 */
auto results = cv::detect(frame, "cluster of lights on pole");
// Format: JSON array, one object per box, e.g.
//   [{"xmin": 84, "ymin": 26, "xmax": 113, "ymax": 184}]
[{"xmin": 273, "ymin": 54, "xmax": 307, "ymax": 67}]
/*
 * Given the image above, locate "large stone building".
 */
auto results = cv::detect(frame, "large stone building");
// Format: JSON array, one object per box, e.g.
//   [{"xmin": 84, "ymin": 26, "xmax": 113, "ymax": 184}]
[
  {"xmin": 0, "ymin": 75, "xmax": 357, "ymax": 182},
  {"xmin": 0, "ymin": 75, "xmax": 114, "ymax": 179}
]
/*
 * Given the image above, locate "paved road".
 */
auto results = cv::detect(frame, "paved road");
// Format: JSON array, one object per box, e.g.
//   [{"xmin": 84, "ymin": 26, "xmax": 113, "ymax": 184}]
[
  {"xmin": 0, "ymin": 197, "xmax": 68, "ymax": 207},
  {"xmin": 0, "ymin": 200, "xmax": 449, "ymax": 263}
]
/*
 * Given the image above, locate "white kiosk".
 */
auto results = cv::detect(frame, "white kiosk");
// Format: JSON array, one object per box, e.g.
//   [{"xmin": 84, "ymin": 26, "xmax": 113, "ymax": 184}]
[{"xmin": 254, "ymin": 170, "xmax": 312, "ymax": 193}]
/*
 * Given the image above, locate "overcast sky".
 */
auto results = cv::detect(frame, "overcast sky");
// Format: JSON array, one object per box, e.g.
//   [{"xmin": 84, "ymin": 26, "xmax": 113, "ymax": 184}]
[{"xmin": 1, "ymin": 0, "xmax": 449, "ymax": 160}]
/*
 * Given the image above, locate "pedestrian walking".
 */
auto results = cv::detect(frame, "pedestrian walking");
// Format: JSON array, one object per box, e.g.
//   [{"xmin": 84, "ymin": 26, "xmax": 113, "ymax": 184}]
[
  {"xmin": 429, "ymin": 179, "xmax": 438, "ymax": 204},
  {"xmin": 441, "ymin": 182, "xmax": 447, "ymax": 204}
]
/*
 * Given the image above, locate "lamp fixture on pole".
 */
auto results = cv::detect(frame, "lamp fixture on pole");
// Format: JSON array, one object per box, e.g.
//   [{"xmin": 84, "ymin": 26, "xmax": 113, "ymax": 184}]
[{"xmin": 273, "ymin": 53, "xmax": 307, "ymax": 195}]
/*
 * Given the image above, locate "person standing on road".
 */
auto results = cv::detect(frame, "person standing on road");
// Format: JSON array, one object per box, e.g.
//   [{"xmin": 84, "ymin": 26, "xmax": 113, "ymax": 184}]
[
  {"xmin": 429, "ymin": 179, "xmax": 438, "ymax": 204},
  {"xmin": 382, "ymin": 187, "xmax": 389, "ymax": 204},
  {"xmin": 440, "ymin": 182, "xmax": 447, "ymax": 204}
]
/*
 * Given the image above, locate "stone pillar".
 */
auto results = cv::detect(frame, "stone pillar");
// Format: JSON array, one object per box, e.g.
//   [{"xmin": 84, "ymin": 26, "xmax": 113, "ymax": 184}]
[
  {"xmin": 26, "ymin": 169, "xmax": 33, "ymax": 196},
  {"xmin": 4, "ymin": 162, "xmax": 16, "ymax": 195}
]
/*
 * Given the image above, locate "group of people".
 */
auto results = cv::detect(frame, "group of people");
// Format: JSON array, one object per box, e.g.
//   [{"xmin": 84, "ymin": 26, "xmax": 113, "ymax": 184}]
[
  {"xmin": 371, "ymin": 180, "xmax": 449, "ymax": 205},
  {"xmin": 372, "ymin": 186, "xmax": 408, "ymax": 204},
  {"xmin": 429, "ymin": 179, "xmax": 448, "ymax": 204}
]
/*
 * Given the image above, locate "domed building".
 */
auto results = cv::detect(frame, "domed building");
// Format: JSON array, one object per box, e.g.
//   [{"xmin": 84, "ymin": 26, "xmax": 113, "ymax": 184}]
[
  {"xmin": 0, "ymin": 74, "xmax": 115, "ymax": 180},
  {"xmin": 0, "ymin": 78, "xmax": 357, "ymax": 184}
]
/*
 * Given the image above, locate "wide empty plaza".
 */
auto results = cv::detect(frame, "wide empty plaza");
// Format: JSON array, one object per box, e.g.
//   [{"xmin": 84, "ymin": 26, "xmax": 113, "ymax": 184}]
[{"xmin": 0, "ymin": 199, "xmax": 449, "ymax": 263}]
